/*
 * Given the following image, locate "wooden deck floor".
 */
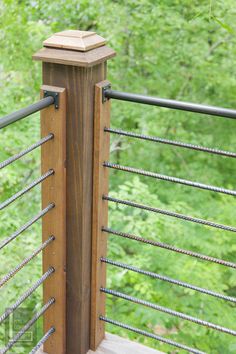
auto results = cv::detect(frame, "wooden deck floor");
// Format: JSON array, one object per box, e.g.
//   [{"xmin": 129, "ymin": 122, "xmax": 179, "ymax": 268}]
[
  {"xmin": 87, "ymin": 333, "xmax": 164, "ymax": 354},
  {"xmin": 37, "ymin": 333, "xmax": 164, "ymax": 354}
]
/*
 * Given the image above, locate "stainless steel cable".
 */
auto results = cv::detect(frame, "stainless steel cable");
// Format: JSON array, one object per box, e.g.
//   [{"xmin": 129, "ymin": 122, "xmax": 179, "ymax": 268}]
[
  {"xmin": 29, "ymin": 327, "xmax": 55, "ymax": 354},
  {"xmin": 0, "ymin": 134, "xmax": 53, "ymax": 170},
  {"xmin": 101, "ymin": 288, "xmax": 236, "ymax": 336},
  {"xmin": 101, "ymin": 257, "xmax": 236, "ymax": 303},
  {"xmin": 0, "ymin": 169, "xmax": 54, "ymax": 211},
  {"xmin": 104, "ymin": 162, "xmax": 236, "ymax": 197},
  {"xmin": 0, "ymin": 267, "xmax": 54, "ymax": 324},
  {"xmin": 0, "ymin": 236, "xmax": 55, "ymax": 288},
  {"xmin": 102, "ymin": 227, "xmax": 236, "ymax": 269},
  {"xmin": 103, "ymin": 196, "xmax": 236, "ymax": 233},
  {"xmin": 0, "ymin": 203, "xmax": 54, "ymax": 250},
  {"xmin": 0, "ymin": 298, "xmax": 55, "ymax": 354},
  {"xmin": 100, "ymin": 316, "xmax": 205, "ymax": 354},
  {"xmin": 104, "ymin": 127, "xmax": 236, "ymax": 158}
]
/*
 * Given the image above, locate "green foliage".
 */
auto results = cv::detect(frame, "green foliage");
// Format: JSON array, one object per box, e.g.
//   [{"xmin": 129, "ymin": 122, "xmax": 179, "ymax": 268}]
[{"xmin": 0, "ymin": 0, "xmax": 235, "ymax": 353}]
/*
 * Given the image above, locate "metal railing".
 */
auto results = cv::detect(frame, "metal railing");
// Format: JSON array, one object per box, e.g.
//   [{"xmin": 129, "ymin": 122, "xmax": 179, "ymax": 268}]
[
  {"xmin": 0, "ymin": 96, "xmax": 56, "ymax": 353},
  {"xmin": 0, "ymin": 96, "xmax": 54, "ymax": 129},
  {"xmin": 100, "ymin": 88, "xmax": 236, "ymax": 354},
  {"xmin": 104, "ymin": 89, "xmax": 236, "ymax": 119},
  {"xmin": 1, "ymin": 81, "xmax": 235, "ymax": 353}
]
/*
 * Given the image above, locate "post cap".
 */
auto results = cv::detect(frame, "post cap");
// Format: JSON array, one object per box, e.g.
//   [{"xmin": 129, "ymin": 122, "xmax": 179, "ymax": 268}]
[
  {"xmin": 33, "ymin": 29, "xmax": 116, "ymax": 67},
  {"xmin": 43, "ymin": 30, "xmax": 106, "ymax": 51}
]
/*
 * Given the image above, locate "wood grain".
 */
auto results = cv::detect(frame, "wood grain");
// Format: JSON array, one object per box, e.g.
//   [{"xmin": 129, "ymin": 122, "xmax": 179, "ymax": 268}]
[
  {"xmin": 37, "ymin": 333, "xmax": 164, "ymax": 354},
  {"xmin": 34, "ymin": 30, "xmax": 116, "ymax": 353},
  {"xmin": 41, "ymin": 85, "xmax": 66, "ymax": 354},
  {"xmin": 88, "ymin": 333, "xmax": 164, "ymax": 354},
  {"xmin": 91, "ymin": 81, "xmax": 111, "ymax": 350},
  {"xmin": 43, "ymin": 30, "xmax": 106, "ymax": 51},
  {"xmin": 41, "ymin": 63, "xmax": 107, "ymax": 354},
  {"xmin": 33, "ymin": 46, "xmax": 116, "ymax": 67}
]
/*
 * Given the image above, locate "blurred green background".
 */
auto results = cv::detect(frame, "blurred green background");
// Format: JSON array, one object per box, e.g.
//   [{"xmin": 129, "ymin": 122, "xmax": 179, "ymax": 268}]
[{"xmin": 0, "ymin": 1, "xmax": 235, "ymax": 353}]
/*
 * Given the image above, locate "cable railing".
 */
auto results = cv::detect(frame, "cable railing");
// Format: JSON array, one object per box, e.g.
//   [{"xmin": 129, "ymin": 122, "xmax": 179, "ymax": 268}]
[
  {"xmin": 29, "ymin": 327, "xmax": 56, "ymax": 354},
  {"xmin": 0, "ymin": 236, "xmax": 55, "ymax": 288},
  {"xmin": 102, "ymin": 227, "xmax": 236, "ymax": 269},
  {"xmin": 94, "ymin": 85, "xmax": 236, "ymax": 354},
  {"xmin": 1, "ymin": 29, "xmax": 235, "ymax": 354},
  {"xmin": 103, "ymin": 195, "xmax": 236, "ymax": 232},
  {"xmin": 104, "ymin": 161, "xmax": 236, "ymax": 196},
  {"xmin": 100, "ymin": 316, "xmax": 205, "ymax": 354},
  {"xmin": 101, "ymin": 257, "xmax": 236, "ymax": 303},
  {"xmin": 0, "ymin": 169, "xmax": 54, "ymax": 211},
  {"xmin": 0, "ymin": 134, "xmax": 53, "ymax": 170},
  {"xmin": 0, "ymin": 267, "xmax": 54, "ymax": 324},
  {"xmin": 104, "ymin": 128, "xmax": 236, "ymax": 158},
  {"xmin": 0, "ymin": 203, "xmax": 54, "ymax": 250},
  {"xmin": 0, "ymin": 298, "xmax": 55, "ymax": 354},
  {"xmin": 0, "ymin": 89, "xmax": 64, "ymax": 353}
]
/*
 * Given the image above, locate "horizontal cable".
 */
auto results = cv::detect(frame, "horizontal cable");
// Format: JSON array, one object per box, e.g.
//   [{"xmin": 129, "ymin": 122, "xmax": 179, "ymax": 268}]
[
  {"xmin": 104, "ymin": 89, "xmax": 236, "ymax": 119},
  {"xmin": 0, "ymin": 267, "xmax": 54, "ymax": 324},
  {"xmin": 101, "ymin": 257, "xmax": 236, "ymax": 303},
  {"xmin": 0, "ymin": 169, "xmax": 54, "ymax": 211},
  {"xmin": 0, "ymin": 96, "xmax": 54, "ymax": 130},
  {"xmin": 100, "ymin": 316, "xmax": 205, "ymax": 354},
  {"xmin": 103, "ymin": 196, "xmax": 236, "ymax": 233},
  {"xmin": 0, "ymin": 298, "xmax": 55, "ymax": 354},
  {"xmin": 103, "ymin": 227, "xmax": 236, "ymax": 269},
  {"xmin": 29, "ymin": 327, "xmax": 55, "ymax": 354},
  {"xmin": 0, "ymin": 236, "xmax": 54, "ymax": 288},
  {"xmin": 104, "ymin": 162, "xmax": 236, "ymax": 197},
  {"xmin": 0, "ymin": 203, "xmax": 54, "ymax": 250},
  {"xmin": 101, "ymin": 288, "xmax": 236, "ymax": 336},
  {"xmin": 0, "ymin": 134, "xmax": 54, "ymax": 170},
  {"xmin": 104, "ymin": 128, "xmax": 236, "ymax": 158}
]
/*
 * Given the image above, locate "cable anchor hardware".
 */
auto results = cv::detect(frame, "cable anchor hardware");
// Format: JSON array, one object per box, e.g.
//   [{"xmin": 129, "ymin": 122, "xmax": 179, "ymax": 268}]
[
  {"xmin": 44, "ymin": 90, "xmax": 59, "ymax": 109},
  {"xmin": 102, "ymin": 84, "xmax": 112, "ymax": 103}
]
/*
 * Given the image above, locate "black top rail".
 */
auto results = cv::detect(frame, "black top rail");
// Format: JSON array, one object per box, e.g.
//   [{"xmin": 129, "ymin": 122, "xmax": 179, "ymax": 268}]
[
  {"xmin": 0, "ymin": 96, "xmax": 54, "ymax": 129},
  {"xmin": 104, "ymin": 89, "xmax": 236, "ymax": 119}
]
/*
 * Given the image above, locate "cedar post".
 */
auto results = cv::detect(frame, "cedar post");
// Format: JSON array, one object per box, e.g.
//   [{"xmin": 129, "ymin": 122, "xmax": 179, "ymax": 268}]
[
  {"xmin": 91, "ymin": 81, "xmax": 111, "ymax": 349},
  {"xmin": 33, "ymin": 31, "xmax": 115, "ymax": 354},
  {"xmin": 40, "ymin": 85, "xmax": 67, "ymax": 354}
]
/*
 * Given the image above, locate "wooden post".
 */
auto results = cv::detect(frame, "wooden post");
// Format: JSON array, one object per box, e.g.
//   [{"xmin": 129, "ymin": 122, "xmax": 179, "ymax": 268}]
[
  {"xmin": 40, "ymin": 85, "xmax": 66, "ymax": 354},
  {"xmin": 34, "ymin": 31, "xmax": 115, "ymax": 354},
  {"xmin": 91, "ymin": 81, "xmax": 111, "ymax": 349}
]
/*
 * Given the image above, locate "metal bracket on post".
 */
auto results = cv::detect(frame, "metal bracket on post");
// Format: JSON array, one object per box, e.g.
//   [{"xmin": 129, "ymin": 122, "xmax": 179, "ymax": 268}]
[
  {"xmin": 102, "ymin": 84, "xmax": 111, "ymax": 103},
  {"xmin": 44, "ymin": 91, "xmax": 59, "ymax": 109}
]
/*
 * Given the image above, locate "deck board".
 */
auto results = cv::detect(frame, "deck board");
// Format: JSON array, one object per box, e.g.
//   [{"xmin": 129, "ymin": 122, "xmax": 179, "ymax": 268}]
[
  {"xmin": 87, "ymin": 333, "xmax": 164, "ymax": 354},
  {"xmin": 36, "ymin": 332, "xmax": 164, "ymax": 354}
]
